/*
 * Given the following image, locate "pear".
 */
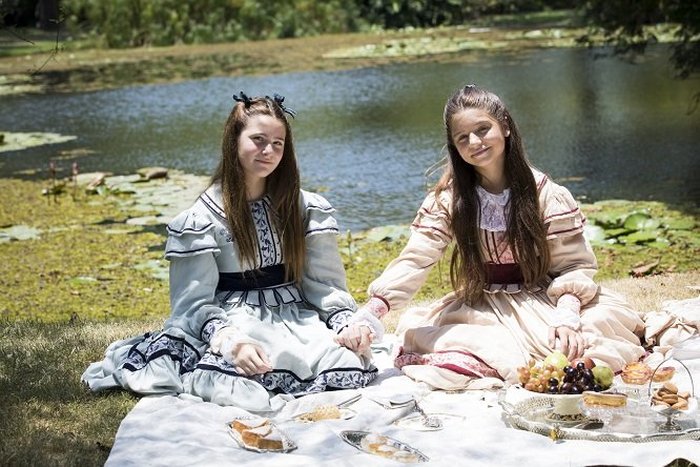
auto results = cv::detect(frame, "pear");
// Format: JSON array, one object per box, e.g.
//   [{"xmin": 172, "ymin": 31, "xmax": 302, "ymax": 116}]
[
  {"xmin": 592, "ymin": 365, "xmax": 614, "ymax": 389},
  {"xmin": 543, "ymin": 350, "xmax": 569, "ymax": 370}
]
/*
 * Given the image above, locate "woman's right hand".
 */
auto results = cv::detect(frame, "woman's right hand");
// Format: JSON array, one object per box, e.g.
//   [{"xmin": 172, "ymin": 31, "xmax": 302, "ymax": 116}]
[{"xmin": 230, "ymin": 342, "xmax": 273, "ymax": 376}]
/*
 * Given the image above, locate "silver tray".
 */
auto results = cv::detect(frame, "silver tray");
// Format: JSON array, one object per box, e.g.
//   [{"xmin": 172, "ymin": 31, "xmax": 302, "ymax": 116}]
[{"xmin": 500, "ymin": 396, "xmax": 700, "ymax": 442}]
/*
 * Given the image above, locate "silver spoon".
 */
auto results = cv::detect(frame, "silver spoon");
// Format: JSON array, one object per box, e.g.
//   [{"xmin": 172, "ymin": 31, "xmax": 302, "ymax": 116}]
[{"xmin": 413, "ymin": 400, "xmax": 443, "ymax": 429}]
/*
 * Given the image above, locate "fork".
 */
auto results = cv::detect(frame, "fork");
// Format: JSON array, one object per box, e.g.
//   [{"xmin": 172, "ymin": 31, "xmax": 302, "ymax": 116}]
[{"xmin": 412, "ymin": 400, "xmax": 443, "ymax": 429}]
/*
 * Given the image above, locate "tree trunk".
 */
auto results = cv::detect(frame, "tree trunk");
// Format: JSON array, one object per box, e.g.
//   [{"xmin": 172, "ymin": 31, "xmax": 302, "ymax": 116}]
[{"xmin": 36, "ymin": 0, "xmax": 59, "ymax": 30}]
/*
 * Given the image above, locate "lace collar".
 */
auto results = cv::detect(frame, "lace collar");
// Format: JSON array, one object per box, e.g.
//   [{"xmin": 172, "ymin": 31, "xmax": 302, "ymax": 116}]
[{"xmin": 476, "ymin": 185, "xmax": 510, "ymax": 232}]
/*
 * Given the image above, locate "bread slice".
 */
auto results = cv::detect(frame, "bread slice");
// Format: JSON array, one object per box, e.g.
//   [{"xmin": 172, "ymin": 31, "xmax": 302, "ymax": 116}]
[
  {"xmin": 241, "ymin": 424, "xmax": 284, "ymax": 450},
  {"xmin": 231, "ymin": 417, "xmax": 270, "ymax": 435}
]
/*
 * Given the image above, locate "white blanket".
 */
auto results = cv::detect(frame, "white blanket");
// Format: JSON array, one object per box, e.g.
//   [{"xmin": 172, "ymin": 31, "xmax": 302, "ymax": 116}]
[{"xmin": 106, "ymin": 335, "xmax": 700, "ymax": 467}]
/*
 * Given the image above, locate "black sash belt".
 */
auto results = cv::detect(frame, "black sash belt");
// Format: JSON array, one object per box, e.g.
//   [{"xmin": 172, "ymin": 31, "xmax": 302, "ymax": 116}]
[
  {"xmin": 218, "ymin": 264, "xmax": 287, "ymax": 291},
  {"xmin": 485, "ymin": 262, "xmax": 524, "ymax": 285}
]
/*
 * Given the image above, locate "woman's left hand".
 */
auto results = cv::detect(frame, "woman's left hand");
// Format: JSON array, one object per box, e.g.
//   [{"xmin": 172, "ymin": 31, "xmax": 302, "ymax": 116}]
[
  {"xmin": 335, "ymin": 324, "xmax": 374, "ymax": 353},
  {"xmin": 549, "ymin": 326, "xmax": 585, "ymax": 361}
]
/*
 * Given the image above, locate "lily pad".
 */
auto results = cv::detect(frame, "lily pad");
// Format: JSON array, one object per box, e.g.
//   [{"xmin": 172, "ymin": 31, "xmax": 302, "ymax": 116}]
[
  {"xmin": 619, "ymin": 230, "xmax": 662, "ymax": 244},
  {"xmin": 663, "ymin": 218, "xmax": 696, "ymax": 230},
  {"xmin": 623, "ymin": 212, "xmax": 660, "ymax": 231},
  {"xmin": 589, "ymin": 212, "xmax": 622, "ymax": 229},
  {"xmin": 133, "ymin": 259, "xmax": 169, "ymax": 281},
  {"xmin": 69, "ymin": 276, "xmax": 98, "ymax": 285},
  {"xmin": 0, "ymin": 225, "xmax": 41, "ymax": 242},
  {"xmin": 603, "ymin": 228, "xmax": 630, "ymax": 238},
  {"xmin": 583, "ymin": 225, "xmax": 606, "ymax": 245},
  {"xmin": 126, "ymin": 216, "xmax": 163, "ymax": 226},
  {"xmin": 360, "ymin": 225, "xmax": 411, "ymax": 243},
  {"xmin": 0, "ymin": 132, "xmax": 76, "ymax": 153}
]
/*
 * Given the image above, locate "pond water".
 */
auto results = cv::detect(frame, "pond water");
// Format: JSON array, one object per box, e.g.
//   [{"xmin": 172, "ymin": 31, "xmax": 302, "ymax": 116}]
[{"xmin": 1, "ymin": 45, "xmax": 698, "ymax": 231}]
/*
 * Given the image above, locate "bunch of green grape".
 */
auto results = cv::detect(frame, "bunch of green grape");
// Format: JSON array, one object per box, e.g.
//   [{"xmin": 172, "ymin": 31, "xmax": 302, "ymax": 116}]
[
  {"xmin": 517, "ymin": 360, "xmax": 566, "ymax": 393},
  {"xmin": 518, "ymin": 361, "xmax": 604, "ymax": 394}
]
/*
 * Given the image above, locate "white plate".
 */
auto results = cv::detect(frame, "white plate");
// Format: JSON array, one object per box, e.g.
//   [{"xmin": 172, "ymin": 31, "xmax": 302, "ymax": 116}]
[{"xmin": 339, "ymin": 430, "xmax": 429, "ymax": 463}]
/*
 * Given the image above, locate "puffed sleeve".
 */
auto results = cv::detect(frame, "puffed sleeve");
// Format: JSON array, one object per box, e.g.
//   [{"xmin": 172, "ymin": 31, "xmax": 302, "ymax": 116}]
[
  {"xmin": 162, "ymin": 206, "xmax": 229, "ymax": 343},
  {"xmin": 368, "ymin": 190, "xmax": 453, "ymax": 312},
  {"xmin": 299, "ymin": 191, "xmax": 357, "ymax": 333},
  {"xmin": 541, "ymin": 179, "xmax": 599, "ymax": 307}
]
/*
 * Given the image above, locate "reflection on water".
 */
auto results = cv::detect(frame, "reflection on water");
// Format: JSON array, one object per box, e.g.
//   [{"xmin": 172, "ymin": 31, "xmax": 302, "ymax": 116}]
[{"xmin": 1, "ymin": 45, "xmax": 698, "ymax": 231}]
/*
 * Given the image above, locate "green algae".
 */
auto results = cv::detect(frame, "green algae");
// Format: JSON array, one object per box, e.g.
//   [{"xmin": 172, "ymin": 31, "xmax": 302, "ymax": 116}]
[{"xmin": 0, "ymin": 173, "xmax": 697, "ymax": 323}]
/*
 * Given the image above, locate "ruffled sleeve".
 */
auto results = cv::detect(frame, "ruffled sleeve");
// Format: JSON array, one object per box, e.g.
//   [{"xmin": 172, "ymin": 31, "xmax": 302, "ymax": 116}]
[
  {"xmin": 162, "ymin": 202, "xmax": 228, "ymax": 343},
  {"xmin": 164, "ymin": 205, "xmax": 220, "ymax": 259},
  {"xmin": 298, "ymin": 190, "xmax": 357, "ymax": 332},
  {"xmin": 368, "ymin": 190, "xmax": 453, "ymax": 313},
  {"xmin": 539, "ymin": 177, "xmax": 599, "ymax": 307}
]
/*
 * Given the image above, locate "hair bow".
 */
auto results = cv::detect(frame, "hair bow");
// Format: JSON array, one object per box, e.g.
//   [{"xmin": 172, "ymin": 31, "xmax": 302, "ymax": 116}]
[
  {"xmin": 266, "ymin": 93, "xmax": 297, "ymax": 118},
  {"xmin": 232, "ymin": 91, "xmax": 252, "ymax": 107}
]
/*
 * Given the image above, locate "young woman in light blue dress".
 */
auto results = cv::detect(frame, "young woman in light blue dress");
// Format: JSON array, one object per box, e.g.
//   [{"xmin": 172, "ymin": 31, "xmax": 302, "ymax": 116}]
[{"xmin": 82, "ymin": 92, "xmax": 379, "ymax": 411}]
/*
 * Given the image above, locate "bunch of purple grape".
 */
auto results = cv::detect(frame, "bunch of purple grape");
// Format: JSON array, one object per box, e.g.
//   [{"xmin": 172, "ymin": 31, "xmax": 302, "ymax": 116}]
[{"xmin": 547, "ymin": 362, "xmax": 603, "ymax": 394}]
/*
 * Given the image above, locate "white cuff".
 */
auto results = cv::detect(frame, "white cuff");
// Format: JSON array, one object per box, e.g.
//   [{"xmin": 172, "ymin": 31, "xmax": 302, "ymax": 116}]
[
  {"xmin": 551, "ymin": 295, "xmax": 582, "ymax": 330},
  {"xmin": 348, "ymin": 308, "xmax": 385, "ymax": 343},
  {"xmin": 210, "ymin": 326, "xmax": 263, "ymax": 365},
  {"xmin": 366, "ymin": 296, "xmax": 389, "ymax": 319}
]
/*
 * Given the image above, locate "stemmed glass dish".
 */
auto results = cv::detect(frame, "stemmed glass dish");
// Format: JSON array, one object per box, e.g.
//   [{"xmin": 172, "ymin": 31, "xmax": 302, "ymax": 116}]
[{"xmin": 578, "ymin": 391, "xmax": 628, "ymax": 432}]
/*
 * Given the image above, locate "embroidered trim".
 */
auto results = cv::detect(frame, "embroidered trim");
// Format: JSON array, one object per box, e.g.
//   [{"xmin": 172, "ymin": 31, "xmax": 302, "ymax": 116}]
[
  {"xmin": 194, "ymin": 352, "xmax": 377, "ymax": 394},
  {"xmin": 326, "ymin": 308, "xmax": 353, "ymax": 332},
  {"xmin": 201, "ymin": 318, "xmax": 228, "ymax": 343},
  {"xmin": 122, "ymin": 333, "xmax": 201, "ymax": 375},
  {"xmin": 251, "ymin": 197, "xmax": 282, "ymax": 268}
]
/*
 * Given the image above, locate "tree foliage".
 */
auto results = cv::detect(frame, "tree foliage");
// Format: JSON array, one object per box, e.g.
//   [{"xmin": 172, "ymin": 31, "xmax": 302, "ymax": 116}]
[{"xmin": 579, "ymin": 0, "xmax": 700, "ymax": 78}]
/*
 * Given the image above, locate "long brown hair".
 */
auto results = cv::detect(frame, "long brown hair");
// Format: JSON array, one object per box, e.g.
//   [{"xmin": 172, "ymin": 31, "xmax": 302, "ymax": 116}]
[
  {"xmin": 211, "ymin": 96, "xmax": 305, "ymax": 283},
  {"xmin": 434, "ymin": 85, "xmax": 549, "ymax": 304}
]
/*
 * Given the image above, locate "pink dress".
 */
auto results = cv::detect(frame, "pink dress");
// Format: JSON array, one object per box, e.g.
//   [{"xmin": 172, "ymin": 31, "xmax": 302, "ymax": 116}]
[{"xmin": 369, "ymin": 170, "xmax": 649, "ymax": 388}]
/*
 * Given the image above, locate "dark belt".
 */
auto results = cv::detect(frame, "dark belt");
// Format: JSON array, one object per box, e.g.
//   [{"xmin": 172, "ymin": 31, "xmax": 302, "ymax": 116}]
[
  {"xmin": 218, "ymin": 264, "xmax": 287, "ymax": 291},
  {"xmin": 485, "ymin": 262, "xmax": 523, "ymax": 284}
]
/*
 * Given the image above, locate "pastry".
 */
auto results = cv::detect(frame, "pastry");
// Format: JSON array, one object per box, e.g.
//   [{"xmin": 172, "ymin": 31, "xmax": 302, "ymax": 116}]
[
  {"xmin": 581, "ymin": 391, "xmax": 628, "ymax": 408},
  {"xmin": 620, "ymin": 361, "xmax": 652, "ymax": 385},
  {"xmin": 231, "ymin": 417, "xmax": 270, "ymax": 435},
  {"xmin": 240, "ymin": 424, "xmax": 284, "ymax": 450},
  {"xmin": 651, "ymin": 366, "xmax": 675, "ymax": 383},
  {"xmin": 296, "ymin": 404, "xmax": 342, "ymax": 422},
  {"xmin": 652, "ymin": 381, "xmax": 690, "ymax": 410}
]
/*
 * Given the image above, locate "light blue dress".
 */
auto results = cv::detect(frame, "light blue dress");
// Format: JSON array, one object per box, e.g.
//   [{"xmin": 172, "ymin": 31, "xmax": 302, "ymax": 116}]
[{"xmin": 82, "ymin": 185, "xmax": 377, "ymax": 412}]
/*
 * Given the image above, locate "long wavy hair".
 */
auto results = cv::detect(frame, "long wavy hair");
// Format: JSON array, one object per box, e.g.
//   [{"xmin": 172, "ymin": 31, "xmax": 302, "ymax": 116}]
[
  {"xmin": 434, "ymin": 85, "xmax": 550, "ymax": 304},
  {"xmin": 211, "ymin": 96, "xmax": 304, "ymax": 283}
]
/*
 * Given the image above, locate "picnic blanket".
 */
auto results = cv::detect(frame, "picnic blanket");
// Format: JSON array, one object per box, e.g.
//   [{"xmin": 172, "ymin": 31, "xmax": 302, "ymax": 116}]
[{"xmin": 106, "ymin": 298, "xmax": 700, "ymax": 467}]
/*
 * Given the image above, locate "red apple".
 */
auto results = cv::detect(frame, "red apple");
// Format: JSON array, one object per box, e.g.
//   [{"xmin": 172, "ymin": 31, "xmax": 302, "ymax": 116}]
[{"xmin": 572, "ymin": 357, "xmax": 595, "ymax": 369}]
